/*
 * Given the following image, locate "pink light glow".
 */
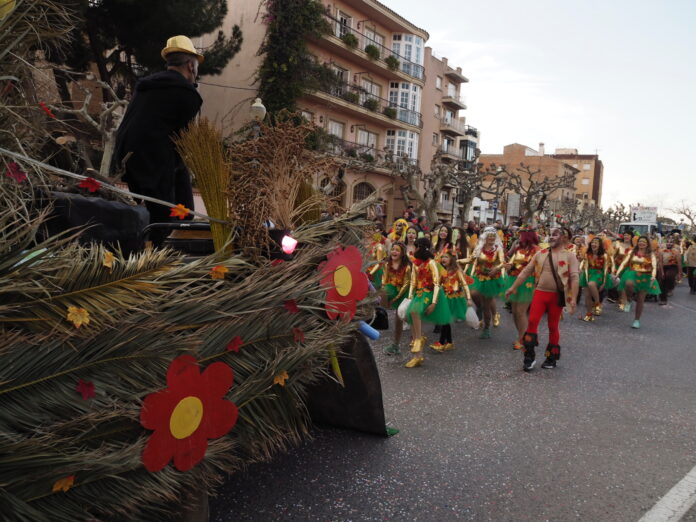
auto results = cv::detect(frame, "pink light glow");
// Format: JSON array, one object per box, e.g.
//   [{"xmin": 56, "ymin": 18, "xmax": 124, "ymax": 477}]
[{"xmin": 281, "ymin": 235, "xmax": 298, "ymax": 255}]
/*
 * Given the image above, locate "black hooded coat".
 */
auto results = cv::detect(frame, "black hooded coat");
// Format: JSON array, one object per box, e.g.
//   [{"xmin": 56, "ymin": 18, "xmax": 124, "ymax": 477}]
[{"xmin": 114, "ymin": 70, "xmax": 202, "ymax": 227}]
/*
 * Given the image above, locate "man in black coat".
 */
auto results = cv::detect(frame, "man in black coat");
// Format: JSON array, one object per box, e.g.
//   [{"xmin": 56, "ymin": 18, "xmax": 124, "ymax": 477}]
[{"xmin": 114, "ymin": 35, "xmax": 203, "ymax": 245}]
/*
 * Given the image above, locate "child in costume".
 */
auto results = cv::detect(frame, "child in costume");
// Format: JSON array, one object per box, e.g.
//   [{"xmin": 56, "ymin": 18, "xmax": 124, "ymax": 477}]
[
  {"xmin": 503, "ymin": 226, "xmax": 540, "ymax": 350},
  {"xmin": 430, "ymin": 249, "xmax": 473, "ymax": 352},
  {"xmin": 579, "ymin": 237, "xmax": 614, "ymax": 321},
  {"xmin": 616, "ymin": 235, "xmax": 661, "ymax": 329},
  {"xmin": 469, "ymin": 227, "xmax": 507, "ymax": 339},
  {"xmin": 404, "ymin": 238, "xmax": 452, "ymax": 368},
  {"xmin": 381, "ymin": 242, "xmax": 412, "ymax": 355},
  {"xmin": 366, "ymin": 228, "xmax": 386, "ymax": 290},
  {"xmin": 612, "ymin": 232, "xmax": 634, "ymax": 311},
  {"xmin": 404, "ymin": 226, "xmax": 419, "ymax": 259}
]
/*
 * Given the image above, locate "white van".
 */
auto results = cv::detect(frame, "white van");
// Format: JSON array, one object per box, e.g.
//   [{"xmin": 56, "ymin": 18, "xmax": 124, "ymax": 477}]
[{"xmin": 618, "ymin": 222, "xmax": 662, "ymax": 237}]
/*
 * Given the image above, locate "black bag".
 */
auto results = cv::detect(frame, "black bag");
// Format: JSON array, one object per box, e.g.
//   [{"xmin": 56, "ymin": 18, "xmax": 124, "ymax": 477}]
[
  {"xmin": 369, "ymin": 306, "xmax": 389, "ymax": 330},
  {"xmin": 547, "ymin": 252, "xmax": 566, "ymax": 308}
]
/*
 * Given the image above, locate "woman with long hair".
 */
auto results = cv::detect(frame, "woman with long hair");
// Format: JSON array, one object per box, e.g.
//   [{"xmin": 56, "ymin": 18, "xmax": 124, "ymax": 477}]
[
  {"xmin": 404, "ymin": 238, "xmax": 452, "ymax": 367},
  {"xmin": 469, "ymin": 227, "xmax": 507, "ymax": 339},
  {"xmin": 404, "ymin": 226, "xmax": 419, "ymax": 259},
  {"xmin": 504, "ymin": 225, "xmax": 540, "ymax": 349},
  {"xmin": 381, "ymin": 242, "xmax": 412, "ymax": 356},
  {"xmin": 612, "ymin": 231, "xmax": 634, "ymax": 310},
  {"xmin": 616, "ymin": 236, "xmax": 661, "ymax": 328},
  {"xmin": 430, "ymin": 248, "xmax": 473, "ymax": 352},
  {"xmin": 579, "ymin": 237, "xmax": 614, "ymax": 321},
  {"xmin": 432, "ymin": 224, "xmax": 453, "ymax": 262}
]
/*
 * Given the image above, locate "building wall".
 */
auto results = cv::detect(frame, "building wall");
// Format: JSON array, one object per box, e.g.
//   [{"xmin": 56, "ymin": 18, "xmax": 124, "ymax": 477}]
[{"xmin": 551, "ymin": 150, "xmax": 604, "ymax": 207}]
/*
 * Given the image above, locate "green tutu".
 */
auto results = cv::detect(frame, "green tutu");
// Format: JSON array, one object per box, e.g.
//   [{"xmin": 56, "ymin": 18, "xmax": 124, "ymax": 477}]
[
  {"xmin": 384, "ymin": 283, "xmax": 406, "ymax": 310},
  {"xmin": 471, "ymin": 275, "xmax": 507, "ymax": 298},
  {"xmin": 580, "ymin": 268, "xmax": 614, "ymax": 289},
  {"xmin": 618, "ymin": 269, "xmax": 661, "ymax": 295},
  {"xmin": 505, "ymin": 275, "xmax": 535, "ymax": 303},
  {"xmin": 447, "ymin": 295, "xmax": 468, "ymax": 320},
  {"xmin": 406, "ymin": 289, "xmax": 452, "ymax": 325},
  {"xmin": 370, "ymin": 266, "xmax": 383, "ymax": 290}
]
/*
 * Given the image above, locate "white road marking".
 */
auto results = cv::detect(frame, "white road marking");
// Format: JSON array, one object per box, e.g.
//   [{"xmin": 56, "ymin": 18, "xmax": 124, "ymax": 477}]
[{"xmin": 639, "ymin": 463, "xmax": 696, "ymax": 521}]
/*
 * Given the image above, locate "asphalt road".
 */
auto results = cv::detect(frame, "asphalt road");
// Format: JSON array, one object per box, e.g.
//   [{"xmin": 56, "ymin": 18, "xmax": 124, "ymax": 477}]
[{"xmin": 211, "ymin": 284, "xmax": 696, "ymax": 521}]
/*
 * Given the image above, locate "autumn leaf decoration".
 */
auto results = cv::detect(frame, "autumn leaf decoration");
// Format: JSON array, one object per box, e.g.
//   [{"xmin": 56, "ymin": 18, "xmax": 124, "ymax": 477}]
[
  {"xmin": 211, "ymin": 265, "xmax": 228, "ymax": 280},
  {"xmin": 78, "ymin": 177, "xmax": 101, "ymax": 193},
  {"xmin": 273, "ymin": 370, "xmax": 289, "ymax": 387},
  {"xmin": 66, "ymin": 306, "xmax": 90, "ymax": 328},
  {"xmin": 75, "ymin": 379, "xmax": 95, "ymax": 400},
  {"xmin": 169, "ymin": 204, "xmax": 190, "ymax": 220},
  {"xmin": 52, "ymin": 475, "xmax": 75, "ymax": 493},
  {"xmin": 102, "ymin": 251, "xmax": 114, "ymax": 271}
]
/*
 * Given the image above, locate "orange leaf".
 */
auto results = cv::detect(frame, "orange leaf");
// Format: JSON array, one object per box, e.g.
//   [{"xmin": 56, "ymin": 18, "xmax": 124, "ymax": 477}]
[
  {"xmin": 169, "ymin": 204, "xmax": 190, "ymax": 220},
  {"xmin": 273, "ymin": 370, "xmax": 289, "ymax": 386},
  {"xmin": 102, "ymin": 251, "xmax": 114, "ymax": 270},
  {"xmin": 52, "ymin": 475, "xmax": 75, "ymax": 493},
  {"xmin": 66, "ymin": 306, "xmax": 89, "ymax": 328},
  {"xmin": 211, "ymin": 265, "xmax": 229, "ymax": 280}
]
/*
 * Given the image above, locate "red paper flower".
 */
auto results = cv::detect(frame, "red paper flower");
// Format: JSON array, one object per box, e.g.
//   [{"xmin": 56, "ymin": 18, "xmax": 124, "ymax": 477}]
[
  {"xmin": 38, "ymin": 101, "xmax": 56, "ymax": 119},
  {"xmin": 318, "ymin": 245, "xmax": 369, "ymax": 321},
  {"xmin": 169, "ymin": 204, "xmax": 190, "ymax": 220},
  {"xmin": 558, "ymin": 260, "xmax": 566, "ymax": 267},
  {"xmin": 75, "ymin": 379, "xmax": 95, "ymax": 400},
  {"xmin": 292, "ymin": 327, "xmax": 305, "ymax": 343},
  {"xmin": 78, "ymin": 177, "xmax": 101, "ymax": 193},
  {"xmin": 283, "ymin": 299, "xmax": 299, "ymax": 314},
  {"xmin": 140, "ymin": 355, "xmax": 238, "ymax": 472},
  {"xmin": 226, "ymin": 335, "xmax": 243, "ymax": 352},
  {"xmin": 5, "ymin": 162, "xmax": 27, "ymax": 182},
  {"xmin": 271, "ymin": 259, "xmax": 285, "ymax": 266}
]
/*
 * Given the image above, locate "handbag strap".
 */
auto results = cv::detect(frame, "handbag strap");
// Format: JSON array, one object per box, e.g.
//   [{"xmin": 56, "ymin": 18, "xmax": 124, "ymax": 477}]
[{"xmin": 547, "ymin": 251, "xmax": 564, "ymax": 294}]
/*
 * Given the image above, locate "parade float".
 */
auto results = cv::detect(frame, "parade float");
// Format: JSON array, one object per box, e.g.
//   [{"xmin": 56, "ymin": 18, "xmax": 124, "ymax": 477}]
[{"xmin": 1, "ymin": 3, "xmax": 388, "ymax": 520}]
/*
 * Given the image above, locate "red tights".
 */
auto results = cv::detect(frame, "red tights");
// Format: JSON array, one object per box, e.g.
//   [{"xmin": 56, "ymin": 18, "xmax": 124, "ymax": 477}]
[{"xmin": 527, "ymin": 290, "xmax": 562, "ymax": 345}]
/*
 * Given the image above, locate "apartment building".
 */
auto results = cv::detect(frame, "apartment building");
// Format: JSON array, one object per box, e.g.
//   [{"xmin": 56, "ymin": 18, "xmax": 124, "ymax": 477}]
[
  {"xmin": 479, "ymin": 143, "xmax": 579, "ymax": 223},
  {"xmin": 551, "ymin": 148, "xmax": 603, "ymax": 206},
  {"xmin": 419, "ymin": 49, "xmax": 478, "ymax": 224}
]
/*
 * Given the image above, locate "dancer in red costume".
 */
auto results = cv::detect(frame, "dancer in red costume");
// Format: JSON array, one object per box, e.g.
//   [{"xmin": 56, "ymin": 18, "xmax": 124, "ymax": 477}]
[{"xmin": 506, "ymin": 227, "xmax": 579, "ymax": 371}]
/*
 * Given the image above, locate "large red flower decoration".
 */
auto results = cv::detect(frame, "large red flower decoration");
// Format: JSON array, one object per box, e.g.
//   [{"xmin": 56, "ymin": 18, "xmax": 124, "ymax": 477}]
[
  {"xmin": 140, "ymin": 355, "xmax": 238, "ymax": 472},
  {"xmin": 318, "ymin": 245, "xmax": 369, "ymax": 321}
]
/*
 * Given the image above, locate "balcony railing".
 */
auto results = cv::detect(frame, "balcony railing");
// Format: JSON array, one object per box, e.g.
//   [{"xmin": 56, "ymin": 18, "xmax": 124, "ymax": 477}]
[
  {"xmin": 317, "ymin": 80, "xmax": 423, "ymax": 128},
  {"xmin": 441, "ymin": 143, "xmax": 466, "ymax": 159},
  {"xmin": 443, "ymin": 93, "xmax": 467, "ymax": 107},
  {"xmin": 309, "ymin": 134, "xmax": 418, "ymax": 170},
  {"xmin": 440, "ymin": 115, "xmax": 468, "ymax": 134},
  {"xmin": 324, "ymin": 13, "xmax": 425, "ymax": 81},
  {"xmin": 464, "ymin": 125, "xmax": 478, "ymax": 138}
]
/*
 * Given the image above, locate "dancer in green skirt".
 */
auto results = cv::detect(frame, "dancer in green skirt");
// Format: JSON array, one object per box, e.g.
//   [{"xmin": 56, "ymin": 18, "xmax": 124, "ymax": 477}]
[
  {"xmin": 616, "ymin": 236, "xmax": 661, "ymax": 329},
  {"xmin": 579, "ymin": 237, "xmax": 615, "ymax": 322},
  {"xmin": 469, "ymin": 227, "xmax": 507, "ymax": 339},
  {"xmin": 381, "ymin": 242, "xmax": 412, "ymax": 355},
  {"xmin": 405, "ymin": 238, "xmax": 451, "ymax": 368},
  {"xmin": 503, "ymin": 226, "xmax": 539, "ymax": 350},
  {"xmin": 430, "ymin": 249, "xmax": 473, "ymax": 352}
]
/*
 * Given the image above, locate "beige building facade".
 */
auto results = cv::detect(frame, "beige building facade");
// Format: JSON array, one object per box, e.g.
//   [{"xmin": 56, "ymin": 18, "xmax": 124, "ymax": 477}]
[
  {"xmin": 551, "ymin": 148, "xmax": 604, "ymax": 206},
  {"xmin": 197, "ymin": 0, "xmax": 472, "ymax": 225}
]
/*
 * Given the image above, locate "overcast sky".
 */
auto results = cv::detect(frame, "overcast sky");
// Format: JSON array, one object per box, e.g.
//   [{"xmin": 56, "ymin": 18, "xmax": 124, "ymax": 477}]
[{"xmin": 381, "ymin": 0, "xmax": 696, "ymax": 215}]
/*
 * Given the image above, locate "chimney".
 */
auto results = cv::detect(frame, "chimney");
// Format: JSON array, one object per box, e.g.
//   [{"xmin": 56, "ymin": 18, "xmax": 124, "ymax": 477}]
[{"xmin": 539, "ymin": 142, "xmax": 545, "ymax": 155}]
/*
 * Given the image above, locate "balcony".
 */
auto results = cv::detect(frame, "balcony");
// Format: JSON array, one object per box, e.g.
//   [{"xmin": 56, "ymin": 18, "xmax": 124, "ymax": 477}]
[
  {"xmin": 308, "ymin": 134, "xmax": 418, "ymax": 173},
  {"xmin": 440, "ymin": 143, "xmax": 466, "ymax": 161},
  {"xmin": 308, "ymin": 80, "xmax": 423, "ymax": 129},
  {"xmin": 320, "ymin": 13, "xmax": 425, "ymax": 84},
  {"xmin": 445, "ymin": 67, "xmax": 468, "ymax": 84},
  {"xmin": 464, "ymin": 125, "xmax": 478, "ymax": 138},
  {"xmin": 440, "ymin": 115, "xmax": 467, "ymax": 136},
  {"xmin": 442, "ymin": 93, "xmax": 467, "ymax": 111}
]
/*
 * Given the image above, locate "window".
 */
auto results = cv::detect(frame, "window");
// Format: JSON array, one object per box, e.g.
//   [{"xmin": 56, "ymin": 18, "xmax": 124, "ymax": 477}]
[
  {"xmin": 320, "ymin": 176, "xmax": 345, "ymax": 199},
  {"xmin": 337, "ymin": 11, "xmax": 352, "ymax": 38},
  {"xmin": 357, "ymin": 129, "xmax": 378, "ymax": 149},
  {"xmin": 581, "ymin": 178, "xmax": 590, "ymax": 185},
  {"xmin": 434, "ymin": 104, "xmax": 441, "ymax": 117},
  {"xmin": 300, "ymin": 110, "xmax": 313, "ymax": 122},
  {"xmin": 572, "ymin": 163, "xmax": 578, "ymax": 168},
  {"xmin": 353, "ymin": 182, "xmax": 375, "ymax": 202},
  {"xmin": 583, "ymin": 164, "xmax": 591, "ymax": 170},
  {"xmin": 447, "ymin": 84, "xmax": 456, "ymax": 97},
  {"xmin": 330, "ymin": 65, "xmax": 348, "ymax": 95},
  {"xmin": 361, "ymin": 78, "xmax": 381, "ymax": 102},
  {"xmin": 441, "ymin": 192, "xmax": 449, "ymax": 202},
  {"xmin": 328, "ymin": 120, "xmax": 344, "ymax": 138},
  {"xmin": 432, "ymin": 133, "xmax": 439, "ymax": 145},
  {"xmin": 444, "ymin": 109, "xmax": 455, "ymax": 123},
  {"xmin": 436, "ymin": 76, "xmax": 442, "ymax": 89},
  {"xmin": 364, "ymin": 28, "xmax": 384, "ymax": 54}
]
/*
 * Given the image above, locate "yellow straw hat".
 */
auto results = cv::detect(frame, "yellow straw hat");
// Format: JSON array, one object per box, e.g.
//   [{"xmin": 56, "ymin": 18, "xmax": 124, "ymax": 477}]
[{"xmin": 161, "ymin": 35, "xmax": 204, "ymax": 64}]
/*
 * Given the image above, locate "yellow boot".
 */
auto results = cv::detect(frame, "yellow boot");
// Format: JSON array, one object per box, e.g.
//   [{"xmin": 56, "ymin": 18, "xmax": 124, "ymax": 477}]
[
  {"xmin": 411, "ymin": 336, "xmax": 426, "ymax": 353},
  {"xmin": 404, "ymin": 355, "xmax": 424, "ymax": 368},
  {"xmin": 493, "ymin": 313, "xmax": 501, "ymax": 327}
]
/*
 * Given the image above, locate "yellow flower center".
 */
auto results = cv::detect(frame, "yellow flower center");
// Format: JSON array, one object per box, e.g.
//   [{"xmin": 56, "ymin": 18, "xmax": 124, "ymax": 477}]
[
  {"xmin": 333, "ymin": 265, "xmax": 352, "ymax": 297},
  {"xmin": 169, "ymin": 396, "xmax": 204, "ymax": 439}
]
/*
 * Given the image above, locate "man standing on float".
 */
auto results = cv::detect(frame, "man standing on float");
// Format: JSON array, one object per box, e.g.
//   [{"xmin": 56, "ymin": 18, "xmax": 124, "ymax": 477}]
[{"xmin": 506, "ymin": 227, "xmax": 579, "ymax": 372}]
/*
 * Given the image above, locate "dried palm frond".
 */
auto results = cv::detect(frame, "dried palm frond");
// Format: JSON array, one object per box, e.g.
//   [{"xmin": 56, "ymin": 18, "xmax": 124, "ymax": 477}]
[{"xmin": 175, "ymin": 119, "xmax": 232, "ymax": 252}]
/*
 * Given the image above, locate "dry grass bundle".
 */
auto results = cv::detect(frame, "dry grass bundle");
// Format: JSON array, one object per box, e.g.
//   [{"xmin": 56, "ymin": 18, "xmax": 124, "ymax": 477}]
[
  {"xmin": 175, "ymin": 119, "xmax": 232, "ymax": 251},
  {"xmin": 225, "ymin": 116, "xmax": 334, "ymax": 256}
]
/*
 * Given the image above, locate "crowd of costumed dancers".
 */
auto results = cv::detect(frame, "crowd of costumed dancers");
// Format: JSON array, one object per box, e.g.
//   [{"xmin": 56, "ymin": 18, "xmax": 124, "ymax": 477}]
[{"xmin": 365, "ymin": 218, "xmax": 695, "ymax": 371}]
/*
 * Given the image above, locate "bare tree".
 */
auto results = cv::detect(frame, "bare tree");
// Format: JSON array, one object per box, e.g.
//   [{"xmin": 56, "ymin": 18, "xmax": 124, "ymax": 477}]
[
  {"xmin": 494, "ymin": 163, "xmax": 577, "ymax": 223},
  {"xmin": 670, "ymin": 201, "xmax": 696, "ymax": 230}
]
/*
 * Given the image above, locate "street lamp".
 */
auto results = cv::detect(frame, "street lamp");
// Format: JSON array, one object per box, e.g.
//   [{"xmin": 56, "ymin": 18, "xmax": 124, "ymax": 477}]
[{"xmin": 250, "ymin": 98, "xmax": 267, "ymax": 138}]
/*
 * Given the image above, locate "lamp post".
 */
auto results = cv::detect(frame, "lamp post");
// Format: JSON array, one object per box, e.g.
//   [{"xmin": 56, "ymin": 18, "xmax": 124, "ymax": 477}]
[
  {"xmin": 492, "ymin": 168, "xmax": 505, "ymax": 222},
  {"xmin": 250, "ymin": 98, "xmax": 267, "ymax": 137}
]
